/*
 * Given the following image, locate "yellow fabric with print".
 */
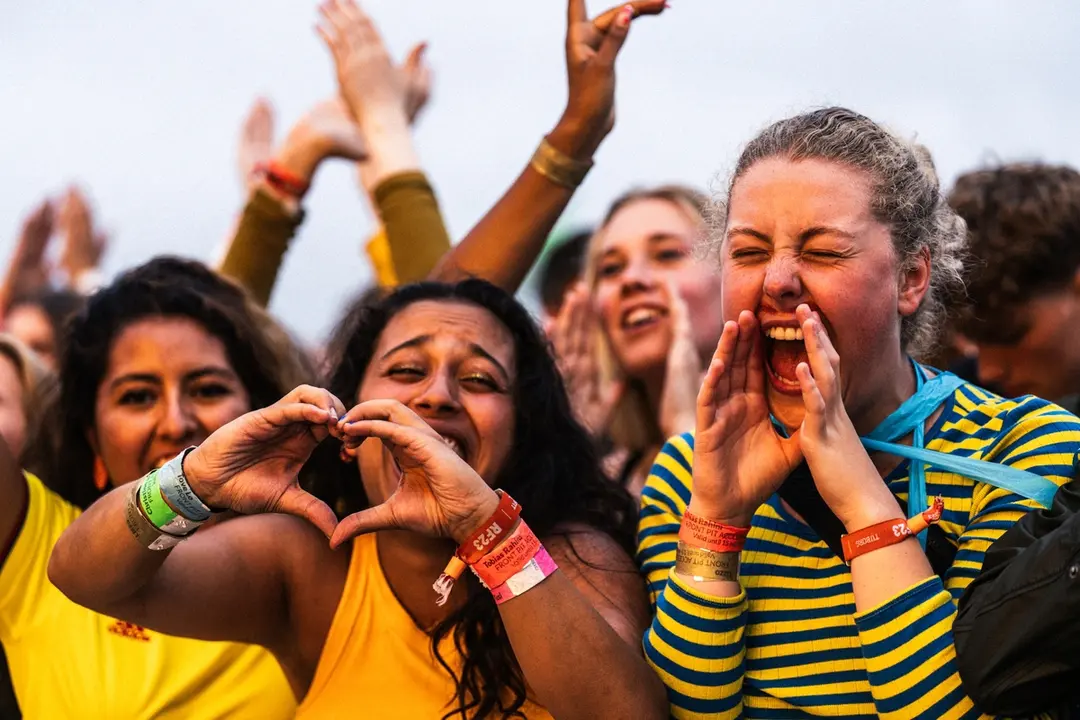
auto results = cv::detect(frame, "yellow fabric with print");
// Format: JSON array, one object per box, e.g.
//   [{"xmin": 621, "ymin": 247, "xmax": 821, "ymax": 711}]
[
  {"xmin": 0, "ymin": 473, "xmax": 296, "ymax": 720},
  {"xmin": 296, "ymin": 533, "xmax": 554, "ymax": 719}
]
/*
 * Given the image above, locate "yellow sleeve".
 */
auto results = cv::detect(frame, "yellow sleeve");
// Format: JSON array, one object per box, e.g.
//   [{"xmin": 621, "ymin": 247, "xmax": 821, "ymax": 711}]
[
  {"xmin": 0, "ymin": 473, "xmax": 80, "ymax": 642},
  {"xmin": 638, "ymin": 434, "xmax": 748, "ymax": 719}
]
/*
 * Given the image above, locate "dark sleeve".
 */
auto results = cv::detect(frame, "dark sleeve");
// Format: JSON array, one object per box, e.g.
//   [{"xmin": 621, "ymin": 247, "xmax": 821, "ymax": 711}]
[
  {"xmin": 218, "ymin": 189, "xmax": 305, "ymax": 307},
  {"xmin": 373, "ymin": 171, "xmax": 452, "ymax": 285},
  {"xmin": 954, "ymin": 473, "xmax": 1080, "ymax": 715}
]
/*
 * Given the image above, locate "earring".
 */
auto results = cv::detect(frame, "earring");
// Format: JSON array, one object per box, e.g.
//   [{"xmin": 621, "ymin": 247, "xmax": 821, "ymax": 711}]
[{"xmin": 93, "ymin": 456, "xmax": 109, "ymax": 491}]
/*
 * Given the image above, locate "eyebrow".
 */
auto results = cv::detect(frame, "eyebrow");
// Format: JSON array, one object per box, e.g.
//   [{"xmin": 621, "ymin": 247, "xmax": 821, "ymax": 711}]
[
  {"xmin": 108, "ymin": 366, "xmax": 235, "ymax": 392},
  {"xmin": 726, "ymin": 226, "xmax": 856, "ymax": 243},
  {"xmin": 381, "ymin": 336, "xmax": 511, "ymax": 381}
]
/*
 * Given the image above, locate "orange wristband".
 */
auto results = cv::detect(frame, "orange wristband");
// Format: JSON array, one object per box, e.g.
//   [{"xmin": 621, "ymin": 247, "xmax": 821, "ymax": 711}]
[
  {"xmin": 841, "ymin": 496, "xmax": 945, "ymax": 563},
  {"xmin": 456, "ymin": 490, "xmax": 522, "ymax": 565},
  {"xmin": 678, "ymin": 509, "xmax": 750, "ymax": 553},
  {"xmin": 253, "ymin": 160, "xmax": 310, "ymax": 198},
  {"xmin": 470, "ymin": 520, "xmax": 542, "ymax": 589}
]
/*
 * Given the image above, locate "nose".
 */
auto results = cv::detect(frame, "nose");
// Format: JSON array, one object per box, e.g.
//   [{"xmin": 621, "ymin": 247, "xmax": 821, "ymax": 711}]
[
  {"xmin": 410, "ymin": 370, "xmax": 461, "ymax": 418},
  {"xmin": 762, "ymin": 253, "xmax": 804, "ymax": 305},
  {"xmin": 619, "ymin": 255, "xmax": 659, "ymax": 297},
  {"xmin": 157, "ymin": 392, "xmax": 199, "ymax": 442}
]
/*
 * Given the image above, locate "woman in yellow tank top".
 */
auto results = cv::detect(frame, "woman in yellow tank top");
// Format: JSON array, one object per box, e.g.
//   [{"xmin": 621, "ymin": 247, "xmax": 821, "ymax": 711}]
[
  {"xmin": 0, "ymin": 258, "xmax": 308, "ymax": 718},
  {"xmin": 51, "ymin": 277, "xmax": 668, "ymax": 719}
]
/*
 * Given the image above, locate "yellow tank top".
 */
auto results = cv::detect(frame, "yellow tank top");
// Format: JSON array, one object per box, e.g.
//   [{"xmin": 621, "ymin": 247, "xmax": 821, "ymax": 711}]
[
  {"xmin": 297, "ymin": 533, "xmax": 554, "ymax": 719},
  {"xmin": 0, "ymin": 473, "xmax": 295, "ymax": 719}
]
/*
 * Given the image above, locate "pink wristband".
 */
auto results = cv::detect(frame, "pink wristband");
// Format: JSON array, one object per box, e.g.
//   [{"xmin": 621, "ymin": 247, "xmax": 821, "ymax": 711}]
[{"xmin": 489, "ymin": 546, "xmax": 558, "ymax": 605}]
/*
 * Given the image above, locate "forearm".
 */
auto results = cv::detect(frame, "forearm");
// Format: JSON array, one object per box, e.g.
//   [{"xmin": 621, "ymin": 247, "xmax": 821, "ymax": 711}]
[
  {"xmin": 372, "ymin": 172, "xmax": 451, "ymax": 285},
  {"xmin": 47, "ymin": 484, "xmax": 168, "ymax": 612},
  {"xmin": 218, "ymin": 187, "xmax": 303, "ymax": 307},
  {"xmin": 498, "ymin": 570, "xmax": 667, "ymax": 720},
  {"xmin": 643, "ymin": 570, "xmax": 747, "ymax": 719},
  {"xmin": 431, "ymin": 117, "xmax": 597, "ymax": 293}
]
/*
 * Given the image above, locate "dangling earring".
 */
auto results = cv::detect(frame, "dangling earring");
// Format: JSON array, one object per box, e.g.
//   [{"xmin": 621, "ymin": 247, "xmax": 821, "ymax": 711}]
[{"xmin": 93, "ymin": 456, "xmax": 109, "ymax": 491}]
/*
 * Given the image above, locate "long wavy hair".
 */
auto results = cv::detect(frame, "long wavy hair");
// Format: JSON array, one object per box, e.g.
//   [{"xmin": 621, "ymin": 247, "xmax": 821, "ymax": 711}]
[
  {"xmin": 307, "ymin": 279, "xmax": 638, "ymax": 720},
  {"xmin": 46, "ymin": 256, "xmax": 313, "ymax": 509}
]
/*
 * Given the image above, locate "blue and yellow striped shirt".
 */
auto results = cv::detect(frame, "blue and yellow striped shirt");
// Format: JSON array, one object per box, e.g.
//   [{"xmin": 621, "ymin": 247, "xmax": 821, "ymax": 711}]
[{"xmin": 638, "ymin": 385, "xmax": 1080, "ymax": 719}]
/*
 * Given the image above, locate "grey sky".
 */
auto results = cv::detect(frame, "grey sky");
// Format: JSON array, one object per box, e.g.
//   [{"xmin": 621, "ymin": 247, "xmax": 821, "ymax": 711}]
[{"xmin": 2, "ymin": 1, "xmax": 1078, "ymax": 343}]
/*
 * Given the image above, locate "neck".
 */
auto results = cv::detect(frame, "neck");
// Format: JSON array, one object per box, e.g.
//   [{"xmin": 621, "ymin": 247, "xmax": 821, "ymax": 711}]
[
  {"xmin": 848, "ymin": 352, "xmax": 918, "ymax": 436},
  {"xmin": 376, "ymin": 529, "xmax": 464, "ymax": 628}
]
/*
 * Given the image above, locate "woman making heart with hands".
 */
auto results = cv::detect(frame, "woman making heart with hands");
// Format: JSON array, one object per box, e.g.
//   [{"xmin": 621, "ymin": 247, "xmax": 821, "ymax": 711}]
[
  {"xmin": 51, "ymin": 280, "xmax": 666, "ymax": 720},
  {"xmin": 638, "ymin": 108, "xmax": 1080, "ymax": 719}
]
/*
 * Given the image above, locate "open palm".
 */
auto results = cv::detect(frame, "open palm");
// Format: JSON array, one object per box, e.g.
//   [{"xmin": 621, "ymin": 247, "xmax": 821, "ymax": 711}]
[{"xmin": 691, "ymin": 311, "xmax": 802, "ymax": 525}]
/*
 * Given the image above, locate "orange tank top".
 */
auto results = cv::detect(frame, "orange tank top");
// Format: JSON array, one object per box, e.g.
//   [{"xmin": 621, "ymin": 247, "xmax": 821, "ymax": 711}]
[{"xmin": 296, "ymin": 533, "xmax": 554, "ymax": 719}]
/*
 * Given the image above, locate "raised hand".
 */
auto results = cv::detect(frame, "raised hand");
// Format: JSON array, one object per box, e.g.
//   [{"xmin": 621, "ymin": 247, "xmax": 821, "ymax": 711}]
[
  {"xmin": 272, "ymin": 98, "xmax": 369, "ymax": 189},
  {"xmin": 551, "ymin": 284, "xmax": 625, "ymax": 438},
  {"xmin": 332, "ymin": 400, "xmax": 500, "ymax": 548},
  {"xmin": 658, "ymin": 282, "xmax": 701, "ymax": 439},
  {"xmin": 793, "ymin": 304, "xmax": 899, "ymax": 530},
  {"xmin": 4, "ymin": 199, "xmax": 55, "ymax": 302},
  {"xmin": 690, "ymin": 311, "xmax": 802, "ymax": 526},
  {"xmin": 317, "ymin": 0, "xmax": 408, "ymax": 131},
  {"xmin": 555, "ymin": 0, "xmax": 668, "ymax": 159},
  {"xmin": 238, "ymin": 97, "xmax": 276, "ymax": 192},
  {"xmin": 57, "ymin": 186, "xmax": 107, "ymax": 287},
  {"xmin": 181, "ymin": 385, "xmax": 346, "ymax": 538}
]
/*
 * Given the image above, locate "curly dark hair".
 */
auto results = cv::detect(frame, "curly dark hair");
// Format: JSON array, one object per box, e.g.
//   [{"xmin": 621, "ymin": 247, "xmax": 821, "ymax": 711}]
[
  {"xmin": 949, "ymin": 163, "xmax": 1080, "ymax": 343},
  {"xmin": 46, "ymin": 256, "xmax": 313, "ymax": 509},
  {"xmin": 306, "ymin": 279, "xmax": 638, "ymax": 720}
]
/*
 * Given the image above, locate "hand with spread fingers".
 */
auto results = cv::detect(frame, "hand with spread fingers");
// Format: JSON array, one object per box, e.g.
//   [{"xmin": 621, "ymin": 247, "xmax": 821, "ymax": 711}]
[
  {"xmin": 57, "ymin": 186, "xmax": 107, "ymax": 287},
  {"xmin": 3, "ymin": 199, "xmax": 55, "ymax": 304},
  {"xmin": 658, "ymin": 282, "xmax": 702, "ymax": 439},
  {"xmin": 334, "ymin": 400, "xmax": 500, "ymax": 548},
  {"xmin": 690, "ymin": 311, "xmax": 803, "ymax": 526},
  {"xmin": 793, "ymin": 304, "xmax": 899, "ymax": 529},
  {"xmin": 238, "ymin": 97, "xmax": 276, "ymax": 192},
  {"xmin": 550, "ymin": 284, "xmax": 625, "ymax": 438},
  {"xmin": 181, "ymin": 385, "xmax": 347, "ymax": 538},
  {"xmin": 556, "ymin": 0, "xmax": 668, "ymax": 159}
]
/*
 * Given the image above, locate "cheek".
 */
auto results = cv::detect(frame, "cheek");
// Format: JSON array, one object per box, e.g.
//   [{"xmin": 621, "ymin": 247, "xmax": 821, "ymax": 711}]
[
  {"xmin": 0, "ymin": 408, "xmax": 26, "ymax": 458},
  {"xmin": 194, "ymin": 396, "xmax": 251, "ymax": 435},
  {"xmin": 720, "ymin": 266, "xmax": 760, "ymax": 319},
  {"xmin": 93, "ymin": 407, "xmax": 150, "ymax": 469},
  {"xmin": 470, "ymin": 398, "xmax": 516, "ymax": 474}
]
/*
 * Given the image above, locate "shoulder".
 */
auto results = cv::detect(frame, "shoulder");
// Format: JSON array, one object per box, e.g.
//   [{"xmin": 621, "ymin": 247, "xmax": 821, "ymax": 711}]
[{"xmin": 947, "ymin": 384, "xmax": 1080, "ymax": 460}]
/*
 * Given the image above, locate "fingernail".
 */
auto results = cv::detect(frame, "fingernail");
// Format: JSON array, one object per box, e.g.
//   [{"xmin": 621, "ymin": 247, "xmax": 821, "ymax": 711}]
[{"xmin": 619, "ymin": 4, "xmax": 634, "ymax": 25}]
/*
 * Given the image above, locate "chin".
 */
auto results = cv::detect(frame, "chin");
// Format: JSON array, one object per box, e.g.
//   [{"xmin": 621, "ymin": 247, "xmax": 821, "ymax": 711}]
[
  {"xmin": 767, "ymin": 389, "xmax": 806, "ymax": 433},
  {"xmin": 616, "ymin": 345, "xmax": 669, "ymax": 381}
]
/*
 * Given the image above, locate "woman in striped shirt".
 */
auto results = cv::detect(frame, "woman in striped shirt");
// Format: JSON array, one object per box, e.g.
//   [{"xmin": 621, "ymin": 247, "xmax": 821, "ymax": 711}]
[{"xmin": 638, "ymin": 107, "xmax": 1080, "ymax": 719}]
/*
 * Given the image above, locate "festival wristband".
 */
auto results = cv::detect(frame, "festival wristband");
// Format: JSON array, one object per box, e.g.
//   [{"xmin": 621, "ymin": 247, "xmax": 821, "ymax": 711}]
[
  {"xmin": 674, "ymin": 542, "xmax": 740, "ymax": 582},
  {"xmin": 456, "ymin": 490, "xmax": 521, "ymax": 565},
  {"xmin": 678, "ymin": 509, "xmax": 750, "ymax": 553},
  {"xmin": 157, "ymin": 448, "xmax": 213, "ymax": 522},
  {"xmin": 490, "ymin": 546, "xmax": 558, "ymax": 605},
  {"xmin": 841, "ymin": 496, "xmax": 945, "ymax": 563},
  {"xmin": 470, "ymin": 520, "xmax": 543, "ymax": 590},
  {"xmin": 125, "ymin": 484, "xmax": 186, "ymax": 551},
  {"xmin": 137, "ymin": 472, "xmax": 203, "ymax": 535},
  {"xmin": 253, "ymin": 160, "xmax": 311, "ymax": 198}
]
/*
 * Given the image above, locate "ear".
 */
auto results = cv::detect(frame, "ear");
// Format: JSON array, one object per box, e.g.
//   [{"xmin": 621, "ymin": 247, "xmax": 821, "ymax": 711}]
[{"xmin": 898, "ymin": 246, "xmax": 932, "ymax": 317}]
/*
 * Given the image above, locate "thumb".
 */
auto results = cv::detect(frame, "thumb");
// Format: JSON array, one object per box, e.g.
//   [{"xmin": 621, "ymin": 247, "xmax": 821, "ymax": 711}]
[
  {"xmin": 596, "ymin": 5, "xmax": 634, "ymax": 66},
  {"xmin": 403, "ymin": 41, "xmax": 428, "ymax": 73},
  {"xmin": 330, "ymin": 503, "xmax": 397, "ymax": 549},
  {"xmin": 276, "ymin": 486, "xmax": 339, "ymax": 539}
]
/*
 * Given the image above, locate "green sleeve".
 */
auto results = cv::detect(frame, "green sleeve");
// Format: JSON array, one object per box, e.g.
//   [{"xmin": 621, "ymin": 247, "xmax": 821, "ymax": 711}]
[
  {"xmin": 218, "ymin": 189, "xmax": 304, "ymax": 307},
  {"xmin": 373, "ymin": 171, "xmax": 452, "ymax": 286}
]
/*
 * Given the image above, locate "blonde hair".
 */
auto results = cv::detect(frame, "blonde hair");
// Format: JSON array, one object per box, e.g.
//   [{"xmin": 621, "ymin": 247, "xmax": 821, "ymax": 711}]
[
  {"xmin": 0, "ymin": 333, "xmax": 56, "ymax": 468},
  {"xmin": 582, "ymin": 185, "xmax": 710, "ymax": 452}
]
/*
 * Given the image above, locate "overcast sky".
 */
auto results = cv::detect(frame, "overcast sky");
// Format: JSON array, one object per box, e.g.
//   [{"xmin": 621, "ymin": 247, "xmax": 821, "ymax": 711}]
[{"xmin": 3, "ymin": 1, "xmax": 1078, "ymax": 343}]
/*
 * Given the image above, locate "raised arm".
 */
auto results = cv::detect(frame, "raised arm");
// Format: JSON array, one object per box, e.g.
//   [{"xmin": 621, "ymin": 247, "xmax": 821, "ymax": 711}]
[
  {"xmin": 332, "ymin": 399, "xmax": 668, "ymax": 720},
  {"xmin": 47, "ymin": 386, "xmax": 345, "ymax": 654},
  {"xmin": 0, "ymin": 200, "xmax": 53, "ymax": 320},
  {"xmin": 431, "ymin": 0, "xmax": 667, "ymax": 293}
]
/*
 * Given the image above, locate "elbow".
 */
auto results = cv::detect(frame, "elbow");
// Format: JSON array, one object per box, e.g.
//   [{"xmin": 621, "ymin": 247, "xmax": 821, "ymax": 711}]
[{"xmin": 46, "ymin": 535, "xmax": 79, "ymax": 602}]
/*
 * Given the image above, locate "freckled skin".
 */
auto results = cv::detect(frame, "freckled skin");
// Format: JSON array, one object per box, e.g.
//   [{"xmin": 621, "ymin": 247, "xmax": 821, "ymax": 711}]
[{"xmin": 721, "ymin": 157, "xmax": 928, "ymax": 433}]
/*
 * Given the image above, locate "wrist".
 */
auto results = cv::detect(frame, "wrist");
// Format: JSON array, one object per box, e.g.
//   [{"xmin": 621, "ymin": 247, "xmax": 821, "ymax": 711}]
[
  {"xmin": 686, "ymin": 497, "xmax": 755, "ymax": 529},
  {"xmin": 179, "ymin": 449, "xmax": 217, "ymax": 509},
  {"xmin": 548, "ymin": 111, "xmax": 607, "ymax": 161},
  {"xmin": 272, "ymin": 137, "xmax": 323, "ymax": 189},
  {"xmin": 839, "ymin": 494, "xmax": 904, "ymax": 533},
  {"xmin": 449, "ymin": 489, "xmax": 501, "ymax": 545}
]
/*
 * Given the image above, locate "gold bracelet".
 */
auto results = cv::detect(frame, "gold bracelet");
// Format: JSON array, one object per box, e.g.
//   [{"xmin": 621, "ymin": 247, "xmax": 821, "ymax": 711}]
[
  {"xmin": 675, "ymin": 542, "xmax": 740, "ymax": 582},
  {"xmin": 529, "ymin": 137, "xmax": 594, "ymax": 189}
]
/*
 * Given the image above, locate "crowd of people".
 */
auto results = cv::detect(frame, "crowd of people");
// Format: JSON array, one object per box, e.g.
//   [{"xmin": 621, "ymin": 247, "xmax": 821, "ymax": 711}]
[{"xmin": 2, "ymin": 1, "xmax": 1080, "ymax": 718}]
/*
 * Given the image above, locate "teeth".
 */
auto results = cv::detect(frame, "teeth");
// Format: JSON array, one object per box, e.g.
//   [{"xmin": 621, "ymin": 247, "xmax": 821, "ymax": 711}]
[
  {"xmin": 765, "ymin": 327, "xmax": 805, "ymax": 341},
  {"xmin": 441, "ymin": 436, "xmax": 466, "ymax": 459},
  {"xmin": 625, "ymin": 308, "xmax": 660, "ymax": 327}
]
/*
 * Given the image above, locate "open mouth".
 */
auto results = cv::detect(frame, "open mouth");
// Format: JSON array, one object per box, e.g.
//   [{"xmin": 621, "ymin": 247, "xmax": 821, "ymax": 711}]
[
  {"xmin": 763, "ymin": 325, "xmax": 808, "ymax": 395},
  {"xmin": 620, "ymin": 305, "xmax": 667, "ymax": 333},
  {"xmin": 438, "ymin": 433, "xmax": 468, "ymax": 462}
]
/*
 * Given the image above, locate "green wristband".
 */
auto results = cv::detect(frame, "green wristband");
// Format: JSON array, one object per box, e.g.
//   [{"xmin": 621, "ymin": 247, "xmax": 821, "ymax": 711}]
[{"xmin": 138, "ymin": 471, "xmax": 178, "ymax": 530}]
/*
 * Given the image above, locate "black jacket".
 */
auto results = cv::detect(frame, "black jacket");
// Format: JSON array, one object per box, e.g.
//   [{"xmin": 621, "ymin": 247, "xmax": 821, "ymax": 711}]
[{"xmin": 955, "ymin": 476, "xmax": 1080, "ymax": 717}]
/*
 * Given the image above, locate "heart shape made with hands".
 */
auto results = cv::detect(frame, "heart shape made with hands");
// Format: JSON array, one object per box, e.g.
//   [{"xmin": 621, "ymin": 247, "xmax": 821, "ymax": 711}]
[{"xmin": 331, "ymin": 399, "xmax": 500, "ymax": 550}]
